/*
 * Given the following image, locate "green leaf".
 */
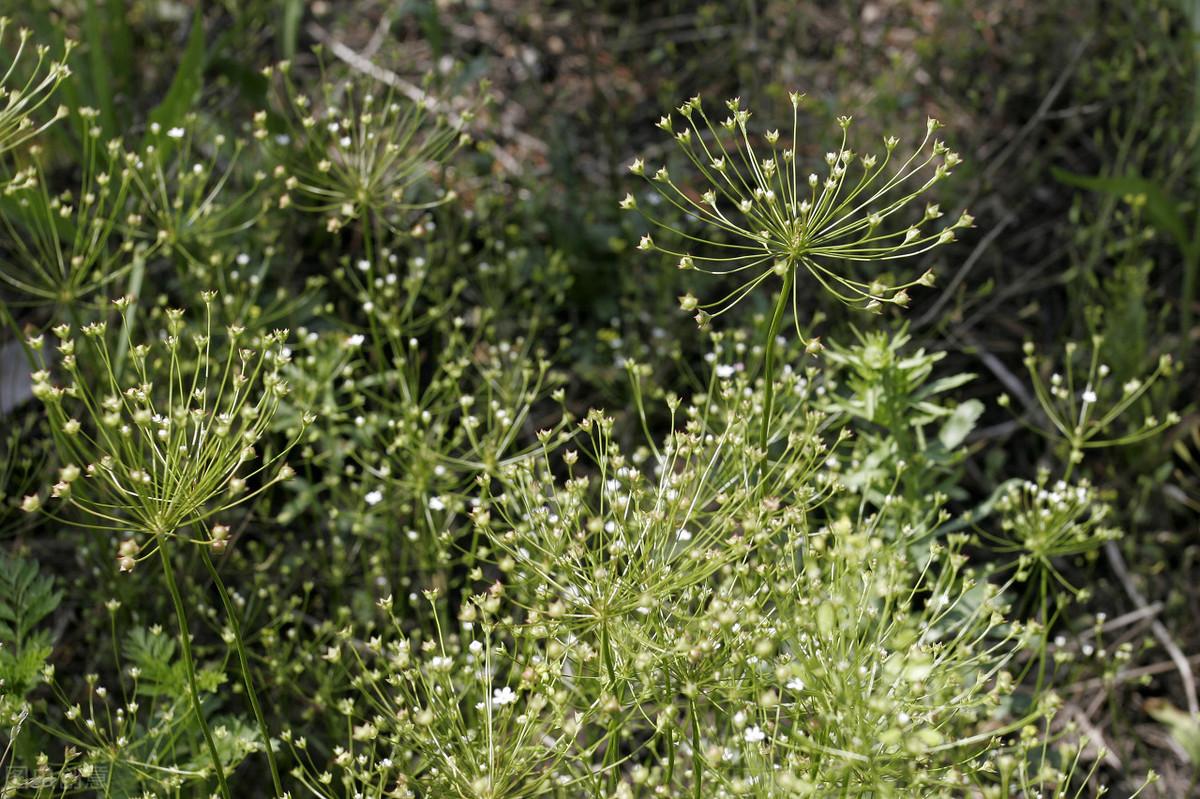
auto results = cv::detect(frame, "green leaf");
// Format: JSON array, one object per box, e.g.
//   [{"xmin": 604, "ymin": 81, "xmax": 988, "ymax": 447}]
[
  {"xmin": 0, "ymin": 557, "xmax": 60, "ymax": 697},
  {"xmin": 143, "ymin": 8, "xmax": 207, "ymax": 147},
  {"xmin": 0, "ymin": 557, "xmax": 62, "ymax": 649},
  {"xmin": 1050, "ymin": 167, "xmax": 1194, "ymax": 260},
  {"xmin": 915, "ymin": 372, "xmax": 976, "ymax": 400},
  {"xmin": 124, "ymin": 627, "xmax": 185, "ymax": 696},
  {"xmin": 937, "ymin": 399, "xmax": 984, "ymax": 450},
  {"xmin": 282, "ymin": 0, "xmax": 304, "ymax": 59}
]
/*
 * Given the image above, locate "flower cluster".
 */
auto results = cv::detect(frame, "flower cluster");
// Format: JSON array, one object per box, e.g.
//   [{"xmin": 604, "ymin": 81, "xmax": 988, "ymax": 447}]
[
  {"xmin": 302, "ymin": 595, "xmax": 589, "ymax": 799},
  {"xmin": 125, "ymin": 117, "xmax": 275, "ymax": 267},
  {"xmin": 0, "ymin": 19, "xmax": 72, "ymax": 156},
  {"xmin": 625, "ymin": 94, "xmax": 970, "ymax": 331},
  {"xmin": 22, "ymin": 294, "xmax": 312, "ymax": 560},
  {"xmin": 261, "ymin": 62, "xmax": 473, "ymax": 233},
  {"xmin": 1011, "ymin": 335, "xmax": 1180, "ymax": 464},
  {"xmin": 0, "ymin": 107, "xmax": 135, "ymax": 304},
  {"xmin": 986, "ymin": 474, "xmax": 1120, "ymax": 591}
]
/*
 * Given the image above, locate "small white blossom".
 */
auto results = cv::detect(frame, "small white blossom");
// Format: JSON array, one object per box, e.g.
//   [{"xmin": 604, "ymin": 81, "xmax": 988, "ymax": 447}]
[{"xmin": 492, "ymin": 686, "xmax": 517, "ymax": 706}]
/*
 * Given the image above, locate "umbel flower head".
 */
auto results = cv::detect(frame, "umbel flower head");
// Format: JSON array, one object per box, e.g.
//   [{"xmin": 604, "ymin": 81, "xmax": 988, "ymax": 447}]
[
  {"xmin": 123, "ymin": 116, "xmax": 275, "ymax": 267},
  {"xmin": 984, "ymin": 472, "xmax": 1120, "ymax": 592},
  {"xmin": 0, "ymin": 19, "xmax": 72, "ymax": 156},
  {"xmin": 22, "ymin": 293, "xmax": 314, "ymax": 550},
  {"xmin": 0, "ymin": 108, "xmax": 136, "ymax": 305},
  {"xmin": 260, "ymin": 60, "xmax": 474, "ymax": 233},
  {"xmin": 624, "ymin": 93, "xmax": 971, "ymax": 333},
  {"xmin": 1012, "ymin": 335, "xmax": 1180, "ymax": 464}
]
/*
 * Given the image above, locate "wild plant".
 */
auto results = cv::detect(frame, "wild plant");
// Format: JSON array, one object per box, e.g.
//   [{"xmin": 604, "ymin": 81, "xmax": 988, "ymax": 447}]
[
  {"xmin": 479, "ymin": 390, "xmax": 833, "ymax": 677},
  {"xmin": 990, "ymin": 334, "xmax": 1182, "ymax": 703},
  {"xmin": 984, "ymin": 473, "xmax": 1119, "ymax": 595},
  {"xmin": 124, "ymin": 116, "xmax": 276, "ymax": 268},
  {"xmin": 626, "ymin": 95, "xmax": 970, "ymax": 319},
  {"xmin": 822, "ymin": 324, "xmax": 982, "ymax": 509},
  {"xmin": 294, "ymin": 593, "xmax": 596, "ymax": 799},
  {"xmin": 625, "ymin": 94, "xmax": 970, "ymax": 452},
  {"xmin": 0, "ymin": 20, "xmax": 71, "ymax": 157},
  {"xmin": 724, "ymin": 522, "xmax": 1042, "ymax": 796},
  {"xmin": 261, "ymin": 61, "xmax": 472, "ymax": 235},
  {"xmin": 38, "ymin": 623, "xmax": 262, "ymax": 795},
  {"xmin": 0, "ymin": 557, "xmax": 60, "ymax": 730},
  {"xmin": 1010, "ymin": 335, "xmax": 1180, "ymax": 472},
  {"xmin": 20, "ymin": 294, "xmax": 312, "ymax": 797},
  {"xmin": 0, "ymin": 108, "xmax": 136, "ymax": 307},
  {"xmin": 0, "ymin": 14, "xmax": 1183, "ymax": 797},
  {"xmin": 969, "ymin": 719, "xmax": 1157, "ymax": 798}
]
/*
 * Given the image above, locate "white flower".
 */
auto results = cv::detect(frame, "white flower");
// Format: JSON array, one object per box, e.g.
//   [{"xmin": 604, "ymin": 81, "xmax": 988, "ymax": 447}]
[
  {"xmin": 428, "ymin": 496, "xmax": 446, "ymax": 511},
  {"xmin": 744, "ymin": 726, "xmax": 766, "ymax": 743},
  {"xmin": 365, "ymin": 490, "xmax": 383, "ymax": 506},
  {"xmin": 716, "ymin": 364, "xmax": 735, "ymax": 379},
  {"xmin": 1081, "ymin": 387, "xmax": 1097, "ymax": 404},
  {"xmin": 492, "ymin": 686, "xmax": 517, "ymax": 706},
  {"xmin": 346, "ymin": 334, "xmax": 366, "ymax": 348},
  {"xmin": 786, "ymin": 677, "xmax": 805, "ymax": 692},
  {"xmin": 167, "ymin": 127, "xmax": 185, "ymax": 139}
]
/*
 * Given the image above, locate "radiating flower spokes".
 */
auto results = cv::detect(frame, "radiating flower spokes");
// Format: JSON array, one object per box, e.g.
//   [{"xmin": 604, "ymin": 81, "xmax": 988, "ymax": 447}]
[
  {"xmin": 260, "ymin": 60, "xmax": 474, "ymax": 233},
  {"xmin": 625, "ymin": 93, "xmax": 970, "ymax": 335},
  {"xmin": 0, "ymin": 108, "xmax": 137, "ymax": 305},
  {"xmin": 0, "ymin": 19, "xmax": 72, "ymax": 156},
  {"xmin": 981, "ymin": 473, "xmax": 1120, "ymax": 593},
  {"xmin": 1011, "ymin": 336, "xmax": 1180, "ymax": 463},
  {"xmin": 23, "ymin": 294, "xmax": 314, "ymax": 552},
  {"xmin": 124, "ymin": 118, "xmax": 274, "ymax": 267}
]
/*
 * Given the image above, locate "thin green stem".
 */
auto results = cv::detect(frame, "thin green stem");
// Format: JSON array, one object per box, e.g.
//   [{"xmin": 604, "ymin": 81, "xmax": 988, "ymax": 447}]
[
  {"xmin": 664, "ymin": 668, "xmax": 676, "ymax": 785},
  {"xmin": 759, "ymin": 265, "xmax": 795, "ymax": 453},
  {"xmin": 200, "ymin": 546, "xmax": 283, "ymax": 796},
  {"xmin": 600, "ymin": 616, "xmax": 620, "ymax": 791},
  {"xmin": 156, "ymin": 532, "xmax": 231, "ymax": 799},
  {"xmin": 689, "ymin": 695, "xmax": 703, "ymax": 799},
  {"xmin": 1034, "ymin": 568, "xmax": 1050, "ymax": 696}
]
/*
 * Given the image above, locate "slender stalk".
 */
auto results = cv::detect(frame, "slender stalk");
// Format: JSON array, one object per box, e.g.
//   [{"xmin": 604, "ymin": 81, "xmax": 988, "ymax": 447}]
[
  {"xmin": 200, "ymin": 547, "xmax": 283, "ymax": 796},
  {"xmin": 156, "ymin": 532, "xmax": 231, "ymax": 799},
  {"xmin": 664, "ymin": 668, "xmax": 676, "ymax": 785},
  {"xmin": 600, "ymin": 617, "xmax": 620, "ymax": 791},
  {"xmin": 1034, "ymin": 568, "xmax": 1049, "ymax": 695},
  {"xmin": 689, "ymin": 695, "xmax": 703, "ymax": 799},
  {"xmin": 759, "ymin": 265, "xmax": 795, "ymax": 453}
]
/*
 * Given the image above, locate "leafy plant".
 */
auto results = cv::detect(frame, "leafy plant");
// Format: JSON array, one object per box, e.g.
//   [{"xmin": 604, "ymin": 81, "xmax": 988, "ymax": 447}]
[
  {"xmin": 0, "ymin": 4, "xmax": 1190, "ymax": 797},
  {"xmin": 0, "ymin": 556, "xmax": 60, "ymax": 724}
]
